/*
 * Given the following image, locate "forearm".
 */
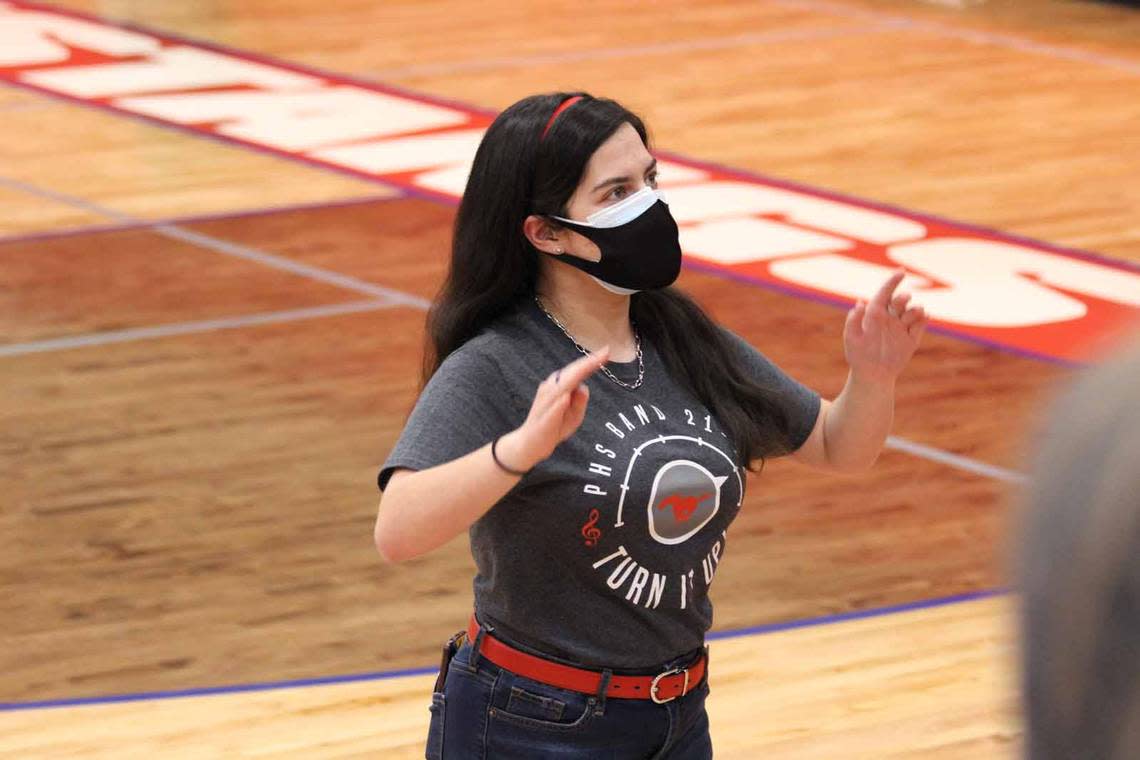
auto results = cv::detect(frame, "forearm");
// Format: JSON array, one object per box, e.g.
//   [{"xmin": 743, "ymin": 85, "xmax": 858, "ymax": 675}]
[
  {"xmin": 374, "ymin": 430, "xmax": 529, "ymax": 562},
  {"xmin": 822, "ymin": 370, "xmax": 895, "ymax": 471}
]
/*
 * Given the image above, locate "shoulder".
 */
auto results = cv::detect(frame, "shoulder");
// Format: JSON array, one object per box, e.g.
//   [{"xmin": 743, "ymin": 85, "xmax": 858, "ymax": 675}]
[
  {"xmin": 437, "ymin": 306, "xmax": 536, "ymax": 375},
  {"xmin": 431, "ymin": 337, "xmax": 503, "ymax": 387},
  {"xmin": 437, "ymin": 326, "xmax": 521, "ymax": 377},
  {"xmin": 426, "ymin": 318, "xmax": 534, "ymax": 411},
  {"xmin": 716, "ymin": 324, "xmax": 747, "ymax": 348},
  {"xmin": 716, "ymin": 324, "xmax": 774, "ymax": 366},
  {"xmin": 714, "ymin": 323, "xmax": 815, "ymax": 397}
]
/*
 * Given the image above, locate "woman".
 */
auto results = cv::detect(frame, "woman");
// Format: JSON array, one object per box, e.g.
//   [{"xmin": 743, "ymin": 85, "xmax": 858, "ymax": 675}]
[{"xmin": 374, "ymin": 92, "xmax": 928, "ymax": 760}]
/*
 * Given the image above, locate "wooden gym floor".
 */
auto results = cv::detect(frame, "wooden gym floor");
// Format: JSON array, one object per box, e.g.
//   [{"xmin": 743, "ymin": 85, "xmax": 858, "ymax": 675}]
[{"xmin": 2, "ymin": 0, "xmax": 1139, "ymax": 757}]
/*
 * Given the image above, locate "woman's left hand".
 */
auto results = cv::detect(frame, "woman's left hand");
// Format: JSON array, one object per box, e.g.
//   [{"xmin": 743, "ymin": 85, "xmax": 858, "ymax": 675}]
[{"xmin": 843, "ymin": 269, "xmax": 929, "ymax": 384}]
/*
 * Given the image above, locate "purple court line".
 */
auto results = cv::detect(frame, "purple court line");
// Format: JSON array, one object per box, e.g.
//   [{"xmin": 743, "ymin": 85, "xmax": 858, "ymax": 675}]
[
  {"xmin": 0, "ymin": 587, "xmax": 1007, "ymax": 712},
  {"xmin": 3, "ymin": 2, "xmax": 1135, "ymax": 364},
  {"xmin": 706, "ymin": 587, "xmax": 1007, "ymax": 640},
  {"xmin": 0, "ymin": 666, "xmax": 440, "ymax": 713},
  {"xmin": 0, "ymin": 194, "xmax": 402, "ymax": 247}
]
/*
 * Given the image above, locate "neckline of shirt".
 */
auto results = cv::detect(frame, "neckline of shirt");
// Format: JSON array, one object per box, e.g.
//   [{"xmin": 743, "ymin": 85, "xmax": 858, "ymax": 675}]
[{"xmin": 519, "ymin": 296, "xmax": 648, "ymax": 385}]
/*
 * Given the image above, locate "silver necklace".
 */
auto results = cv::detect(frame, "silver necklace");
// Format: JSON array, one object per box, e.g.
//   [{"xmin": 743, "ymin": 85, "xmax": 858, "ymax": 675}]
[{"xmin": 534, "ymin": 295, "xmax": 644, "ymax": 390}]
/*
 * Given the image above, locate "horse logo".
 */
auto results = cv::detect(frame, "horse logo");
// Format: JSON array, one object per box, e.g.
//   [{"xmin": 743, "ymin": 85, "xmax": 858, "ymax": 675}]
[{"xmin": 647, "ymin": 460, "xmax": 728, "ymax": 545}]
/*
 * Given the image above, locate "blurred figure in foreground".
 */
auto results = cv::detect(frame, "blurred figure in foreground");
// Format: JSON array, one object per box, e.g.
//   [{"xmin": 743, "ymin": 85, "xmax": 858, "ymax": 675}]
[{"xmin": 1017, "ymin": 333, "xmax": 1140, "ymax": 760}]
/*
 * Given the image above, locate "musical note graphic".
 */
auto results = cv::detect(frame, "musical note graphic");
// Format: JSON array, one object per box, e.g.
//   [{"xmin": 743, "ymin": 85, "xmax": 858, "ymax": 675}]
[{"xmin": 581, "ymin": 508, "xmax": 602, "ymax": 547}]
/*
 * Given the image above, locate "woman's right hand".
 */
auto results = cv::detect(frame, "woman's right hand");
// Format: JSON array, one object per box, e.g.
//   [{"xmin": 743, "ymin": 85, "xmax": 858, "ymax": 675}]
[{"xmin": 495, "ymin": 346, "xmax": 610, "ymax": 472}]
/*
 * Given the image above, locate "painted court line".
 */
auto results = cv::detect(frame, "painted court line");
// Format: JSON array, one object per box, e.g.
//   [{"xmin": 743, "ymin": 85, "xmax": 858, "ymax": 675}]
[
  {"xmin": 886, "ymin": 435, "xmax": 1027, "ymax": 484},
  {"xmin": 0, "ymin": 194, "xmax": 400, "ymax": 248},
  {"xmin": 0, "ymin": 300, "xmax": 396, "ymax": 357},
  {"xmin": 0, "ymin": 78, "xmax": 452, "ymax": 212},
  {"xmin": 3, "ymin": 2, "xmax": 1136, "ymax": 366},
  {"xmin": 0, "ymin": 172, "xmax": 1030, "ymax": 484},
  {"xmin": 776, "ymin": 0, "xmax": 1140, "ymax": 76},
  {"xmin": 373, "ymin": 23, "xmax": 895, "ymax": 79},
  {"xmin": 0, "ymin": 175, "xmax": 431, "ymax": 309},
  {"xmin": 0, "ymin": 10, "xmax": 1034, "ymax": 716},
  {"xmin": 706, "ymin": 587, "xmax": 1006, "ymax": 640},
  {"xmin": 0, "ymin": 587, "xmax": 1006, "ymax": 712}
]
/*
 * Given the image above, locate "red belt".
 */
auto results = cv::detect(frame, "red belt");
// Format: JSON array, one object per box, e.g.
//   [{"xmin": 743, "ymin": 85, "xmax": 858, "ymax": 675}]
[{"xmin": 465, "ymin": 615, "xmax": 706, "ymax": 703}]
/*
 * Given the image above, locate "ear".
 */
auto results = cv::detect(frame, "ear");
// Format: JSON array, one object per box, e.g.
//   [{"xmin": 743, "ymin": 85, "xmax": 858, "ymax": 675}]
[{"xmin": 523, "ymin": 214, "xmax": 567, "ymax": 255}]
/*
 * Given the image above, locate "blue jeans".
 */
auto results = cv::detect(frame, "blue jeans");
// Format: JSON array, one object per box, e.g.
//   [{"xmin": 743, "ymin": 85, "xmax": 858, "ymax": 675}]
[{"xmin": 425, "ymin": 631, "xmax": 713, "ymax": 759}]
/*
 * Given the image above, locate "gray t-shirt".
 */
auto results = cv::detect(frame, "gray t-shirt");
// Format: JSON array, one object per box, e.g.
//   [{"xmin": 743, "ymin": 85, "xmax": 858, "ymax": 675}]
[{"xmin": 378, "ymin": 296, "xmax": 820, "ymax": 669}]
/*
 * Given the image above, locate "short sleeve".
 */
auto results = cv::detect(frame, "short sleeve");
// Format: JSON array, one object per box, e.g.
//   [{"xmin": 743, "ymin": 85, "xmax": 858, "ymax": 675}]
[
  {"xmin": 377, "ymin": 346, "xmax": 525, "ymax": 492},
  {"xmin": 719, "ymin": 326, "xmax": 821, "ymax": 454}
]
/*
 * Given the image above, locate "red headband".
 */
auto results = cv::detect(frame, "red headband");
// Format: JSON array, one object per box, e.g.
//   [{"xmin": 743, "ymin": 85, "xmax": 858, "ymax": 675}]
[{"xmin": 541, "ymin": 96, "xmax": 583, "ymax": 140}]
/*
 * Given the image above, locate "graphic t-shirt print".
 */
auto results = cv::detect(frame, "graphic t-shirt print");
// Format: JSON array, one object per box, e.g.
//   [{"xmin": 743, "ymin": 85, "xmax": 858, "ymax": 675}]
[{"xmin": 577, "ymin": 401, "xmax": 743, "ymax": 612}]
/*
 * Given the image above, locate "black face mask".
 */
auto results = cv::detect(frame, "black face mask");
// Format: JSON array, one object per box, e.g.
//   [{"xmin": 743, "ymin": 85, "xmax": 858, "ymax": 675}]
[{"xmin": 545, "ymin": 187, "xmax": 683, "ymax": 294}]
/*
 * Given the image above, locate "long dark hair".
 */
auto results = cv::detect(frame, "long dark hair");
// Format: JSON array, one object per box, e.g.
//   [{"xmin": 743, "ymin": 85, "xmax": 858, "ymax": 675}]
[{"xmin": 423, "ymin": 92, "xmax": 800, "ymax": 468}]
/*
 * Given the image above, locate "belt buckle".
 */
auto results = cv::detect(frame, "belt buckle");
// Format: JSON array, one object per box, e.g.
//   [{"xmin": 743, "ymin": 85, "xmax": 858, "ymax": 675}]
[{"xmin": 650, "ymin": 667, "xmax": 689, "ymax": 704}]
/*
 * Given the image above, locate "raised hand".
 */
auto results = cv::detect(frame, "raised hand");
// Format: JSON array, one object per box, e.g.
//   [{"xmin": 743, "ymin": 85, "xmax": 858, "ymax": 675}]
[
  {"xmin": 495, "ymin": 347, "xmax": 610, "ymax": 471},
  {"xmin": 843, "ymin": 269, "xmax": 929, "ymax": 384}
]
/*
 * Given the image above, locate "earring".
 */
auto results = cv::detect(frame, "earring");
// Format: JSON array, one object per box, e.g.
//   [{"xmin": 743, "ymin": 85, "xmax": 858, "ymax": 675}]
[{"xmin": 555, "ymin": 248, "xmax": 563, "ymax": 254}]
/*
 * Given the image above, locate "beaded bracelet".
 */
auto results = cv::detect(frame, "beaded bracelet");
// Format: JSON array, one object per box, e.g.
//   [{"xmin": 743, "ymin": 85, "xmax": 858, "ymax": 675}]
[{"xmin": 491, "ymin": 435, "xmax": 529, "ymax": 476}]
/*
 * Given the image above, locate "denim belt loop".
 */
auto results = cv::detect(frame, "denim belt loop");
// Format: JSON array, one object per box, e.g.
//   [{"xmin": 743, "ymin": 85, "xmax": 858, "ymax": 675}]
[
  {"xmin": 468, "ymin": 619, "xmax": 494, "ymax": 671},
  {"xmin": 594, "ymin": 668, "xmax": 613, "ymax": 716}
]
